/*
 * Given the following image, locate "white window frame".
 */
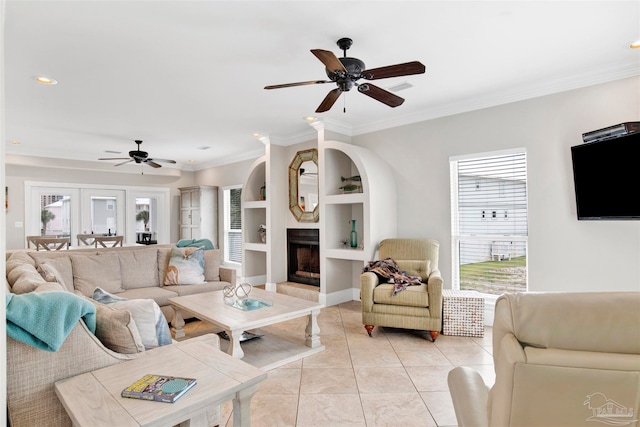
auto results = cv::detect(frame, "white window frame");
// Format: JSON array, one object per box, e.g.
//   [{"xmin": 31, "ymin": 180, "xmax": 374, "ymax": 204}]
[
  {"xmin": 223, "ymin": 185, "xmax": 242, "ymax": 265},
  {"xmin": 450, "ymin": 148, "xmax": 529, "ymax": 302}
]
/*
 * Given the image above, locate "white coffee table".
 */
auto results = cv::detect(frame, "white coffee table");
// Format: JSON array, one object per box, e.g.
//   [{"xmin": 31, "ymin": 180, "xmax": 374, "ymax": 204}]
[
  {"xmin": 54, "ymin": 335, "xmax": 266, "ymax": 427},
  {"xmin": 169, "ymin": 288, "xmax": 324, "ymax": 370}
]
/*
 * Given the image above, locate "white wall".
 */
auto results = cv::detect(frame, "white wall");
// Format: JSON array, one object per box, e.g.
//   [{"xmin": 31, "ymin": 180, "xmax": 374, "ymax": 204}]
[{"xmin": 352, "ymin": 76, "xmax": 640, "ymax": 293}]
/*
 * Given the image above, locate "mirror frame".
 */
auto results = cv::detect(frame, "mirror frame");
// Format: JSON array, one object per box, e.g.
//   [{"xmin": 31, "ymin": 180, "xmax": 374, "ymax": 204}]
[{"xmin": 288, "ymin": 148, "xmax": 319, "ymax": 223}]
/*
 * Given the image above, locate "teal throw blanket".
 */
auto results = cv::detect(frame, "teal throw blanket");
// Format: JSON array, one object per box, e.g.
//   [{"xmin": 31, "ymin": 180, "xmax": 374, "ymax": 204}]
[
  {"xmin": 177, "ymin": 238, "xmax": 215, "ymax": 250},
  {"xmin": 6, "ymin": 291, "xmax": 96, "ymax": 352}
]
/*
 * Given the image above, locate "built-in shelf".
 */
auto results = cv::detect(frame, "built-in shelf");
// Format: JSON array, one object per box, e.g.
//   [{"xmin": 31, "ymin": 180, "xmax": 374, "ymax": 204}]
[
  {"xmin": 324, "ymin": 193, "xmax": 365, "ymax": 205},
  {"xmin": 244, "ymin": 200, "xmax": 267, "ymax": 209},
  {"xmin": 324, "ymin": 248, "xmax": 366, "ymax": 261},
  {"xmin": 242, "ymin": 156, "xmax": 267, "ymax": 284},
  {"xmin": 244, "ymin": 242, "xmax": 267, "ymax": 252},
  {"xmin": 319, "ymin": 138, "xmax": 396, "ymax": 306}
]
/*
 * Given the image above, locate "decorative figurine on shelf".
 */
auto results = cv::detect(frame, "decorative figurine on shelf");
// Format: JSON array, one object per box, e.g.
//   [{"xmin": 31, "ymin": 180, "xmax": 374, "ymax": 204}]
[
  {"xmin": 350, "ymin": 219, "xmax": 358, "ymax": 248},
  {"xmin": 339, "ymin": 175, "xmax": 362, "ymax": 193},
  {"xmin": 259, "ymin": 182, "xmax": 266, "ymax": 200},
  {"xmin": 258, "ymin": 224, "xmax": 267, "ymax": 243},
  {"xmin": 340, "ymin": 238, "xmax": 349, "ymax": 248}
]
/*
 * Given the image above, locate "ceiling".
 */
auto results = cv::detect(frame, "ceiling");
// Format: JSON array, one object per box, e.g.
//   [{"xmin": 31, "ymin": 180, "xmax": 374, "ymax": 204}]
[{"xmin": 5, "ymin": 1, "xmax": 639, "ymax": 171}]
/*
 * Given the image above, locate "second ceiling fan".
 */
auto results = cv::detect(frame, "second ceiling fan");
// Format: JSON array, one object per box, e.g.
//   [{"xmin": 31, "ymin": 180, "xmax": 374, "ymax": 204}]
[{"xmin": 265, "ymin": 37, "xmax": 426, "ymax": 113}]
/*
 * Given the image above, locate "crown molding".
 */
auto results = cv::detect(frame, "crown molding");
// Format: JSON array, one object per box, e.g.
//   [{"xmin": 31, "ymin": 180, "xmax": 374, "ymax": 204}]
[
  {"xmin": 189, "ymin": 147, "xmax": 266, "ymax": 171},
  {"xmin": 5, "ymin": 154, "xmax": 183, "ymax": 176}
]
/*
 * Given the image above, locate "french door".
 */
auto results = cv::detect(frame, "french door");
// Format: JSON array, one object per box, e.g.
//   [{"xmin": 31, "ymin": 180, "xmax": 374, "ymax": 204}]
[{"xmin": 25, "ymin": 182, "xmax": 170, "ymax": 248}]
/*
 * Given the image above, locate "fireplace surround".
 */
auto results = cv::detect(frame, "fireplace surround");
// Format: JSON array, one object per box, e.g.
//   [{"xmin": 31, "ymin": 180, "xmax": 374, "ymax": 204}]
[{"xmin": 287, "ymin": 228, "xmax": 320, "ymax": 286}]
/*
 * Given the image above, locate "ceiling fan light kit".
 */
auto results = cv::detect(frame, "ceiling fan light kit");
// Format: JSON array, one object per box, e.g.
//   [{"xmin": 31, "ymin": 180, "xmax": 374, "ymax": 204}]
[{"xmin": 265, "ymin": 37, "xmax": 426, "ymax": 113}]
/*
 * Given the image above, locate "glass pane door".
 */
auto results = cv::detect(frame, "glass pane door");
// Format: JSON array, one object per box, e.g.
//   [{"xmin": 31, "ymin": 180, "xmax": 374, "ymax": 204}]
[
  {"xmin": 135, "ymin": 197, "xmax": 157, "ymax": 244},
  {"xmin": 40, "ymin": 194, "xmax": 71, "ymax": 237},
  {"xmin": 80, "ymin": 189, "xmax": 125, "ymax": 239}
]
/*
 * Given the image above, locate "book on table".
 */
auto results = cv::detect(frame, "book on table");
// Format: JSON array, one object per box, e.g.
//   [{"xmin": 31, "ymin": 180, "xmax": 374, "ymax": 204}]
[{"xmin": 121, "ymin": 374, "xmax": 196, "ymax": 403}]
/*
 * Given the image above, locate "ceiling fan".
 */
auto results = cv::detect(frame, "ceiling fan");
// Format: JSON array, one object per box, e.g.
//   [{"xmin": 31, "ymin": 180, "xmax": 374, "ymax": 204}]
[
  {"xmin": 265, "ymin": 37, "xmax": 426, "ymax": 113},
  {"xmin": 98, "ymin": 140, "xmax": 177, "ymax": 168}
]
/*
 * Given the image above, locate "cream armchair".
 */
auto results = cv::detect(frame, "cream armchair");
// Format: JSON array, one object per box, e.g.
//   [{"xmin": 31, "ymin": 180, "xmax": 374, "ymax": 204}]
[
  {"xmin": 448, "ymin": 292, "xmax": 640, "ymax": 427},
  {"xmin": 360, "ymin": 238, "xmax": 443, "ymax": 341}
]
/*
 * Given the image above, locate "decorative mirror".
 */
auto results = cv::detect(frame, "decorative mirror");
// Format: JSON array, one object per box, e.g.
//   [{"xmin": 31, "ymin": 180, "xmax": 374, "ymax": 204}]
[{"xmin": 289, "ymin": 148, "xmax": 319, "ymax": 222}]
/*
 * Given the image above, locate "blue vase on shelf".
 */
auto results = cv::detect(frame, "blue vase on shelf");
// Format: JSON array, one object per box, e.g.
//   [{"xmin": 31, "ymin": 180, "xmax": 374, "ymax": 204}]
[{"xmin": 350, "ymin": 220, "xmax": 358, "ymax": 248}]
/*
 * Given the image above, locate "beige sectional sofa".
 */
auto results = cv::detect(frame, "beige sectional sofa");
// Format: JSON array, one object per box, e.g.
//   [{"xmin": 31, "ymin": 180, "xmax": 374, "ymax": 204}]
[
  {"xmin": 5, "ymin": 244, "xmax": 235, "ymax": 427},
  {"xmin": 6, "ymin": 244, "xmax": 236, "ymax": 321}
]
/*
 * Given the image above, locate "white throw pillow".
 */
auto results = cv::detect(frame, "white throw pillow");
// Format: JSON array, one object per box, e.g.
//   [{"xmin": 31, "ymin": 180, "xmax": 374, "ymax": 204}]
[{"xmin": 92, "ymin": 287, "xmax": 171, "ymax": 350}]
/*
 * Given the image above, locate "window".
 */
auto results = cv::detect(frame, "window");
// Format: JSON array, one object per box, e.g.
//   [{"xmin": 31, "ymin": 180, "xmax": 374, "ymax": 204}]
[
  {"xmin": 450, "ymin": 149, "xmax": 528, "ymax": 295},
  {"xmin": 223, "ymin": 186, "xmax": 242, "ymax": 264},
  {"xmin": 25, "ymin": 182, "xmax": 169, "ymax": 246}
]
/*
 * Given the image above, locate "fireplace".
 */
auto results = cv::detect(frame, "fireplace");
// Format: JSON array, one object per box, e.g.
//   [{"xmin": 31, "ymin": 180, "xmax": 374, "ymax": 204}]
[{"xmin": 287, "ymin": 228, "xmax": 320, "ymax": 286}]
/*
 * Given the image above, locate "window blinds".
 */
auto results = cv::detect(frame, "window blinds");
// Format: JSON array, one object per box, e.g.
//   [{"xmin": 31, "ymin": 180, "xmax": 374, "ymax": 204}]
[{"xmin": 451, "ymin": 151, "xmax": 528, "ymax": 295}]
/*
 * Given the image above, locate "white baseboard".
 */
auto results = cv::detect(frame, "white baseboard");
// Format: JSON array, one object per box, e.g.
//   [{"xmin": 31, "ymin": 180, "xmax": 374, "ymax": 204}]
[
  {"xmin": 242, "ymin": 275, "xmax": 267, "ymax": 286},
  {"xmin": 320, "ymin": 288, "xmax": 354, "ymax": 307}
]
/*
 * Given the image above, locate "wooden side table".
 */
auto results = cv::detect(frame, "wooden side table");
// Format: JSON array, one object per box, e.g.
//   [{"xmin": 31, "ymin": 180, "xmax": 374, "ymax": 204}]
[
  {"xmin": 55, "ymin": 335, "xmax": 266, "ymax": 427},
  {"xmin": 442, "ymin": 289, "xmax": 485, "ymax": 337}
]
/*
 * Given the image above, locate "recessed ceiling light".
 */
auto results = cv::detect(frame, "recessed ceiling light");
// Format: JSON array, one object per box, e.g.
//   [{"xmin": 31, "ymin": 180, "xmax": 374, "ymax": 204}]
[
  {"xmin": 303, "ymin": 116, "xmax": 317, "ymax": 122},
  {"xmin": 10, "ymin": 140, "xmax": 21, "ymax": 145},
  {"xmin": 34, "ymin": 75, "xmax": 58, "ymax": 85},
  {"xmin": 252, "ymin": 133, "xmax": 261, "ymax": 138},
  {"xmin": 189, "ymin": 159, "xmax": 196, "ymax": 163},
  {"xmin": 631, "ymin": 39, "xmax": 640, "ymax": 49}
]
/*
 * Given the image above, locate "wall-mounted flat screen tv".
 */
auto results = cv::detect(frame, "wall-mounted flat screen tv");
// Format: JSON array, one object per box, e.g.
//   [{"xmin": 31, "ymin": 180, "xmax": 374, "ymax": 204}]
[{"xmin": 571, "ymin": 132, "xmax": 640, "ymax": 220}]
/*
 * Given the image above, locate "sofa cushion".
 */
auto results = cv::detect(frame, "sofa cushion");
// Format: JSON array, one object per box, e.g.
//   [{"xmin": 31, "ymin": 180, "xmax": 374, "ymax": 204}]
[
  {"xmin": 117, "ymin": 249, "xmax": 159, "ymax": 290},
  {"xmin": 7, "ymin": 264, "xmax": 37, "ymax": 287},
  {"xmin": 6, "ymin": 252, "xmax": 36, "ymax": 274},
  {"xmin": 164, "ymin": 247, "xmax": 205, "ymax": 285},
  {"xmin": 33, "ymin": 282, "xmax": 67, "ymax": 293},
  {"xmin": 12, "ymin": 270, "xmax": 48, "ymax": 294},
  {"xmin": 117, "ymin": 287, "xmax": 179, "ymax": 309},
  {"xmin": 71, "ymin": 253, "xmax": 123, "ymax": 297},
  {"xmin": 93, "ymin": 288, "xmax": 171, "ymax": 350},
  {"xmin": 163, "ymin": 282, "xmax": 227, "ymax": 297},
  {"xmin": 373, "ymin": 283, "xmax": 429, "ymax": 308},
  {"xmin": 396, "ymin": 260, "xmax": 431, "ymax": 281},
  {"xmin": 87, "ymin": 298, "xmax": 145, "ymax": 354},
  {"xmin": 38, "ymin": 257, "xmax": 74, "ymax": 292},
  {"xmin": 204, "ymin": 249, "xmax": 222, "ymax": 282},
  {"xmin": 157, "ymin": 248, "xmax": 171, "ymax": 285}
]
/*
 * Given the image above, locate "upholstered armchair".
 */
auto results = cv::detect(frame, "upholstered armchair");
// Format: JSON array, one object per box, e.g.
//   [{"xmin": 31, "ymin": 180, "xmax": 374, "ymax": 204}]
[
  {"xmin": 360, "ymin": 238, "xmax": 443, "ymax": 341},
  {"xmin": 448, "ymin": 292, "xmax": 640, "ymax": 427}
]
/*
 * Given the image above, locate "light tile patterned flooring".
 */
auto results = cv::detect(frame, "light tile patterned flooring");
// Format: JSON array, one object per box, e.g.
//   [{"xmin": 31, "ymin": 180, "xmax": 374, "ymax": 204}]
[{"xmin": 199, "ymin": 300, "xmax": 494, "ymax": 427}]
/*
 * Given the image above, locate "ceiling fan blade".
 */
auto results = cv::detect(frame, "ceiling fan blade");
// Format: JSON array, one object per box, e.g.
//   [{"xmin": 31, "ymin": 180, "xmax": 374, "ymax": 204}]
[
  {"xmin": 357, "ymin": 83, "xmax": 405, "ymax": 108},
  {"xmin": 114, "ymin": 159, "xmax": 134, "ymax": 167},
  {"xmin": 144, "ymin": 160, "xmax": 162, "ymax": 168},
  {"xmin": 316, "ymin": 88, "xmax": 342, "ymax": 113},
  {"xmin": 265, "ymin": 80, "xmax": 332, "ymax": 90},
  {"xmin": 311, "ymin": 49, "xmax": 347, "ymax": 73},
  {"xmin": 98, "ymin": 157, "xmax": 130, "ymax": 160},
  {"xmin": 362, "ymin": 61, "xmax": 426, "ymax": 80},
  {"xmin": 148, "ymin": 158, "xmax": 176, "ymax": 164}
]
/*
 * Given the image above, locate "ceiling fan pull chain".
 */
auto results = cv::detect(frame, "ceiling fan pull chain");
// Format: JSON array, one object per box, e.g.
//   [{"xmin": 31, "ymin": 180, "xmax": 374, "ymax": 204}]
[{"xmin": 344, "ymin": 93, "xmax": 347, "ymax": 113}]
